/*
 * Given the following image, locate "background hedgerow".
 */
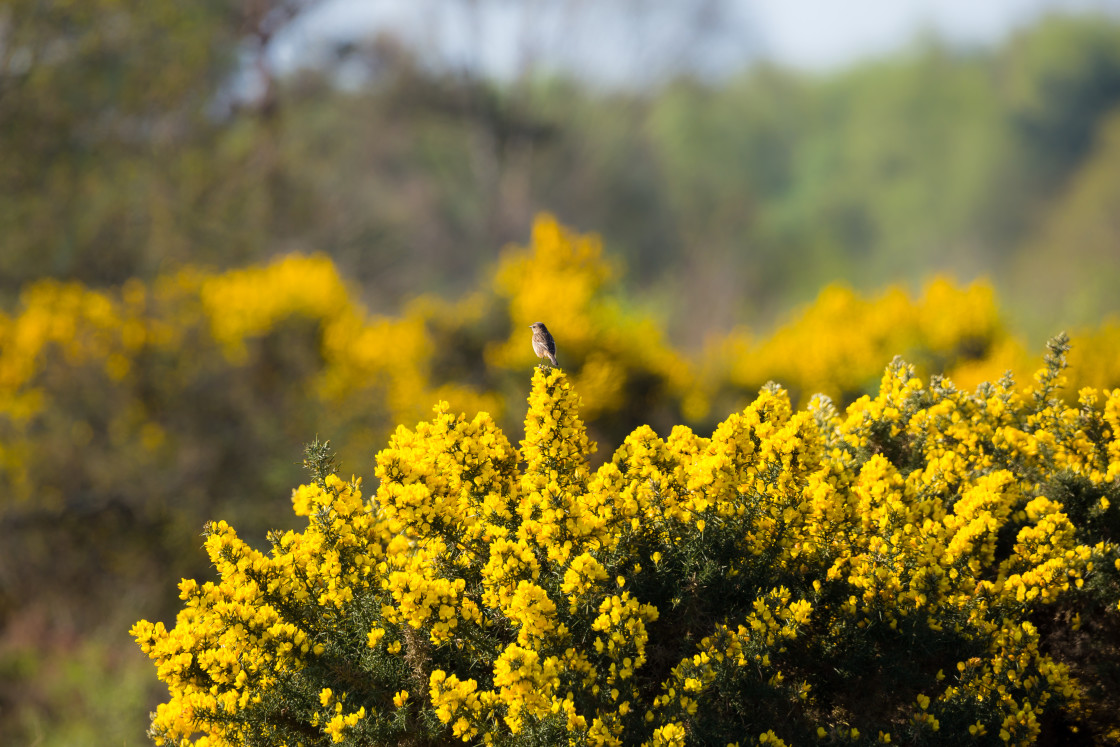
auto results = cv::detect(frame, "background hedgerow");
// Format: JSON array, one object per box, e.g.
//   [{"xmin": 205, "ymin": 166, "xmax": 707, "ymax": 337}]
[{"xmin": 136, "ymin": 335, "xmax": 1120, "ymax": 745}]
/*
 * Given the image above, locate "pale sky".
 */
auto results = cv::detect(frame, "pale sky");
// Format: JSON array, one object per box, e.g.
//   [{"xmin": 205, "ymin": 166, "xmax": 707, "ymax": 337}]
[
  {"xmin": 748, "ymin": 0, "xmax": 1117, "ymax": 69},
  {"xmin": 273, "ymin": 0, "xmax": 1120, "ymax": 82}
]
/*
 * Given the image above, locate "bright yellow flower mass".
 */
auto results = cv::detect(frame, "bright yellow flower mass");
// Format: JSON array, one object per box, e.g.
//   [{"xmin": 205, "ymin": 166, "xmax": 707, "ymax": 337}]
[{"xmin": 135, "ymin": 336, "xmax": 1120, "ymax": 745}]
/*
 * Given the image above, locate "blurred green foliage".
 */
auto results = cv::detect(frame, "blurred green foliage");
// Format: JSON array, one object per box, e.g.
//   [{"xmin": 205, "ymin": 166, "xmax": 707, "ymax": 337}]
[
  {"xmin": 5, "ymin": 8, "xmax": 1120, "ymax": 325},
  {"xmin": 3, "ymin": 2, "xmax": 1120, "ymax": 743}
]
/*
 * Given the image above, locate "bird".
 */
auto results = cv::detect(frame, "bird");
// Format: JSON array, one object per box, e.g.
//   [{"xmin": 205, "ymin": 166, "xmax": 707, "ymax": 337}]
[{"xmin": 529, "ymin": 322, "xmax": 558, "ymax": 367}]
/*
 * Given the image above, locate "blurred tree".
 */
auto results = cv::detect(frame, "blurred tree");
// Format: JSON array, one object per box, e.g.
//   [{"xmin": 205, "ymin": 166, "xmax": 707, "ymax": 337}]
[
  {"xmin": 633, "ymin": 17, "xmax": 1120, "ymax": 331},
  {"xmin": 645, "ymin": 67, "xmax": 807, "ymax": 332},
  {"xmin": 6, "ymin": 4, "xmax": 1119, "ymax": 331},
  {"xmin": 0, "ymin": 0, "xmax": 321, "ymax": 293},
  {"xmin": 1012, "ymin": 108, "xmax": 1120, "ymax": 335},
  {"xmin": 1002, "ymin": 15, "xmax": 1120, "ymax": 193}
]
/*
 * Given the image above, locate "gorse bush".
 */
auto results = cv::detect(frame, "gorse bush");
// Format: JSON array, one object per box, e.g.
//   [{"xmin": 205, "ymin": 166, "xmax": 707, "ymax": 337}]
[
  {"xmin": 699, "ymin": 279, "xmax": 1120, "ymax": 413},
  {"xmin": 0, "ymin": 254, "xmax": 496, "ymax": 647},
  {"xmin": 703, "ymin": 279, "xmax": 1006, "ymax": 407},
  {"xmin": 134, "ymin": 335, "xmax": 1120, "ymax": 745}
]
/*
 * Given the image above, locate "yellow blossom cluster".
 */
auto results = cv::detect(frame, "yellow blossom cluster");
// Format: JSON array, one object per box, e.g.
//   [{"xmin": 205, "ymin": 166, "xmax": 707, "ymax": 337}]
[
  {"xmin": 701, "ymin": 277, "xmax": 1120, "ymax": 412},
  {"xmin": 711, "ymin": 279, "xmax": 1005, "ymax": 404},
  {"xmin": 0, "ymin": 253, "xmax": 498, "ymax": 515},
  {"xmin": 136, "ymin": 339, "xmax": 1120, "ymax": 745},
  {"xmin": 484, "ymin": 216, "xmax": 696, "ymax": 422},
  {"xmin": 5, "ymin": 215, "xmax": 1120, "ymax": 520}
]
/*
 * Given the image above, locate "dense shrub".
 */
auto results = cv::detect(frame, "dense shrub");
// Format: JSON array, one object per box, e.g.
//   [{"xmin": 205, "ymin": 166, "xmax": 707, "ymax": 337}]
[
  {"xmin": 135, "ymin": 336, "xmax": 1120, "ymax": 745},
  {"xmin": 5, "ymin": 218, "xmax": 1118, "ymax": 639}
]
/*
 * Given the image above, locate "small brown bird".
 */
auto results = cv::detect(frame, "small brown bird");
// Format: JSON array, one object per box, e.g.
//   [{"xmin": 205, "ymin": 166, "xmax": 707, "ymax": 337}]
[{"xmin": 529, "ymin": 322, "xmax": 558, "ymax": 367}]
